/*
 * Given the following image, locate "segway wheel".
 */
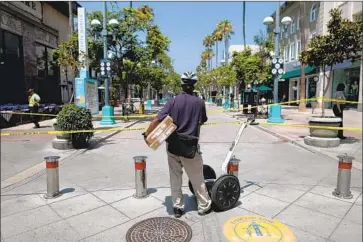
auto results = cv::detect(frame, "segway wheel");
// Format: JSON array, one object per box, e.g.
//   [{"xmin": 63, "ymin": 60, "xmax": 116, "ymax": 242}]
[
  {"xmin": 189, "ymin": 164, "xmax": 216, "ymax": 195},
  {"xmin": 211, "ymin": 174, "xmax": 240, "ymax": 211}
]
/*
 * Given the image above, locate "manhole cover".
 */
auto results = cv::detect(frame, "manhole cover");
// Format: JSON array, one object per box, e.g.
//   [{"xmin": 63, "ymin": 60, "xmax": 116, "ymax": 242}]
[{"xmin": 126, "ymin": 217, "xmax": 192, "ymax": 242}]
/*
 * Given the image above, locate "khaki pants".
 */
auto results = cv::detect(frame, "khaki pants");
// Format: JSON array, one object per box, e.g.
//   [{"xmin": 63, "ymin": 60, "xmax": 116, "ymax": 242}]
[{"xmin": 167, "ymin": 148, "xmax": 212, "ymax": 213}]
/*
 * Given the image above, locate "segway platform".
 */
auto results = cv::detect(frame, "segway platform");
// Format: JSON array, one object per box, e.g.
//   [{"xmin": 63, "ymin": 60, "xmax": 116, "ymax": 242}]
[{"xmin": 188, "ymin": 120, "xmax": 252, "ymax": 211}]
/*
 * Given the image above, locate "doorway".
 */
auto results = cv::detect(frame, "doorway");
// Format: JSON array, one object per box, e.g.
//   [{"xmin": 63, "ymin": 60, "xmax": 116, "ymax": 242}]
[{"xmin": 0, "ymin": 30, "xmax": 25, "ymax": 104}]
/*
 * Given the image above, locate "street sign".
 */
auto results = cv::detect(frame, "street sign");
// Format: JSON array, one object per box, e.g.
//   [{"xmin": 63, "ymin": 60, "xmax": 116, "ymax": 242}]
[{"xmin": 271, "ymin": 57, "xmax": 284, "ymax": 75}]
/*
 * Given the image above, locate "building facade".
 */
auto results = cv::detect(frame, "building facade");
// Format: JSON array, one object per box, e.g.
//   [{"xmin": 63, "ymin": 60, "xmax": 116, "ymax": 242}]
[
  {"xmin": 0, "ymin": 1, "xmax": 79, "ymax": 105},
  {"xmin": 268, "ymin": 1, "xmax": 321, "ymax": 105},
  {"xmin": 320, "ymin": 2, "xmax": 362, "ymax": 110},
  {"xmin": 268, "ymin": 1, "xmax": 362, "ymax": 110}
]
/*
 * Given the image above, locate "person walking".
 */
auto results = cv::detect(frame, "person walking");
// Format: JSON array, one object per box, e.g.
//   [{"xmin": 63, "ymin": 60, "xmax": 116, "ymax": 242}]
[
  {"xmin": 143, "ymin": 71, "xmax": 212, "ymax": 218},
  {"xmin": 28, "ymin": 88, "xmax": 41, "ymax": 128},
  {"xmin": 332, "ymin": 83, "xmax": 346, "ymax": 139}
]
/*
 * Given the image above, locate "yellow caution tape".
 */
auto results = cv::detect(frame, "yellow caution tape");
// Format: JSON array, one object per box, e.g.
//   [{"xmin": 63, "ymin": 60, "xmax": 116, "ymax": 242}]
[
  {"xmin": 259, "ymin": 122, "xmax": 362, "ymax": 132},
  {"xmin": 1, "ymin": 120, "xmax": 361, "ymax": 136}
]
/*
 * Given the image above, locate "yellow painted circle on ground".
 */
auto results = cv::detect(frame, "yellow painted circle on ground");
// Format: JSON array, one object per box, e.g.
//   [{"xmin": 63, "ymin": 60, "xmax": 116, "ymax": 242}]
[{"xmin": 223, "ymin": 215, "xmax": 296, "ymax": 242}]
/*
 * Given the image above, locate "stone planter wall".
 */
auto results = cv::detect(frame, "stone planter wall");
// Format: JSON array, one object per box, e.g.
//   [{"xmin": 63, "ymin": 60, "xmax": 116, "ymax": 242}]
[
  {"xmin": 308, "ymin": 116, "xmax": 342, "ymax": 138},
  {"xmin": 304, "ymin": 116, "xmax": 342, "ymax": 148}
]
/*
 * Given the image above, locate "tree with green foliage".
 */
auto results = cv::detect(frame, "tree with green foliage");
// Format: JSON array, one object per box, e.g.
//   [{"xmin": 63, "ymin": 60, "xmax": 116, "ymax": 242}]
[
  {"xmin": 300, "ymin": 8, "xmax": 362, "ymax": 116},
  {"xmin": 53, "ymin": 5, "xmax": 173, "ymax": 102},
  {"xmin": 212, "ymin": 65, "xmax": 237, "ymax": 88},
  {"xmin": 230, "ymin": 47, "xmax": 271, "ymax": 87}
]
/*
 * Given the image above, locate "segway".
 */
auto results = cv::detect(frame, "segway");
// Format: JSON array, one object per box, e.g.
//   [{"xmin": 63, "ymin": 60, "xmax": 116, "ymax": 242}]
[{"xmin": 188, "ymin": 118, "xmax": 253, "ymax": 211}]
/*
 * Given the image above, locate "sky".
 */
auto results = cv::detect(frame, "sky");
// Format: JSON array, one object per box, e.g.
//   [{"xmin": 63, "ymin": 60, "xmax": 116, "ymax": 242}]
[{"xmin": 80, "ymin": 1, "xmax": 279, "ymax": 74}]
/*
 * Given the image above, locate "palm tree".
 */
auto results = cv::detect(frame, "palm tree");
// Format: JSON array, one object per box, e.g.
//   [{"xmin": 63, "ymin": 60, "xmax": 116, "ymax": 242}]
[
  {"xmin": 217, "ymin": 20, "xmax": 234, "ymax": 64},
  {"xmin": 243, "ymin": 2, "xmax": 246, "ymax": 48},
  {"xmin": 212, "ymin": 29, "xmax": 223, "ymax": 68},
  {"xmin": 203, "ymin": 34, "xmax": 215, "ymax": 69},
  {"xmin": 217, "ymin": 20, "xmax": 234, "ymax": 101}
]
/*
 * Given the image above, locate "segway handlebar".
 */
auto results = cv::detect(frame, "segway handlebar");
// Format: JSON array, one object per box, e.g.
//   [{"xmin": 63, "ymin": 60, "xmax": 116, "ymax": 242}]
[{"xmin": 221, "ymin": 119, "xmax": 250, "ymax": 174}]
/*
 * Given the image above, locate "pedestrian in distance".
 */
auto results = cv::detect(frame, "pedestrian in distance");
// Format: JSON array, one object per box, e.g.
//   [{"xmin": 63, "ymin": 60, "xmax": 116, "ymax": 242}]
[
  {"xmin": 332, "ymin": 83, "xmax": 347, "ymax": 139},
  {"xmin": 143, "ymin": 71, "xmax": 212, "ymax": 218},
  {"xmin": 27, "ymin": 88, "xmax": 41, "ymax": 128}
]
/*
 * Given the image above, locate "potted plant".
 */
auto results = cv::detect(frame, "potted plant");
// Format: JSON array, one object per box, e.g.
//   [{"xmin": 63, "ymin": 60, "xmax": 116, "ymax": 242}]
[
  {"xmin": 56, "ymin": 104, "xmax": 94, "ymax": 149},
  {"xmin": 299, "ymin": 8, "xmax": 362, "ymax": 145}
]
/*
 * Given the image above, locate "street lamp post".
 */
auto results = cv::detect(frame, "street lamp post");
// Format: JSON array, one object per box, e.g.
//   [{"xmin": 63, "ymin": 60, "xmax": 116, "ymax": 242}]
[
  {"xmin": 91, "ymin": 2, "xmax": 119, "ymax": 126},
  {"xmin": 263, "ymin": 2, "xmax": 291, "ymax": 123},
  {"xmin": 220, "ymin": 59, "xmax": 227, "ymax": 106}
]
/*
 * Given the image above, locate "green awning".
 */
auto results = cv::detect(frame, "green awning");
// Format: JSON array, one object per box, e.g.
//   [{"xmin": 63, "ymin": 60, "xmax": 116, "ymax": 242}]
[
  {"xmin": 252, "ymin": 85, "xmax": 272, "ymax": 92},
  {"xmin": 280, "ymin": 66, "xmax": 316, "ymax": 79}
]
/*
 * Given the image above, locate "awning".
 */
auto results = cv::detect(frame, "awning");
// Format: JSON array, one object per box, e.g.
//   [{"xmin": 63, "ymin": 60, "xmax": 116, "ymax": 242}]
[
  {"xmin": 252, "ymin": 85, "xmax": 272, "ymax": 92},
  {"xmin": 280, "ymin": 66, "xmax": 316, "ymax": 79}
]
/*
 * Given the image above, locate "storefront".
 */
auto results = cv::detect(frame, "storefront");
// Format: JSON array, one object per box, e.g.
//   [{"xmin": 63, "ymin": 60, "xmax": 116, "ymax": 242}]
[
  {"xmin": 332, "ymin": 60, "xmax": 361, "ymax": 109},
  {"xmin": 0, "ymin": 2, "xmax": 78, "ymax": 105},
  {"xmin": 280, "ymin": 61, "xmax": 318, "ymax": 105}
]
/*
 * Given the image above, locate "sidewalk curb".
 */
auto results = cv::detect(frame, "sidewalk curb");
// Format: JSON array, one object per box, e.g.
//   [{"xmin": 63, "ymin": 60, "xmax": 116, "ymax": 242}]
[
  {"xmin": 1, "ymin": 119, "xmax": 144, "ymax": 191},
  {"xmin": 253, "ymin": 125, "xmax": 362, "ymax": 171}
]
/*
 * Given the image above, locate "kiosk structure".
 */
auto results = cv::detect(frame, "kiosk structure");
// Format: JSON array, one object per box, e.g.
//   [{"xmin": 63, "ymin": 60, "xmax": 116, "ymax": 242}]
[{"xmin": 74, "ymin": 7, "xmax": 98, "ymax": 115}]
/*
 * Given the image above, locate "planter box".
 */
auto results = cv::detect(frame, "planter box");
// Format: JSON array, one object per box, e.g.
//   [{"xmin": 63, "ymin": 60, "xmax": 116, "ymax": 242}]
[
  {"xmin": 308, "ymin": 116, "xmax": 342, "ymax": 138},
  {"xmin": 53, "ymin": 123, "xmax": 71, "ymax": 140}
]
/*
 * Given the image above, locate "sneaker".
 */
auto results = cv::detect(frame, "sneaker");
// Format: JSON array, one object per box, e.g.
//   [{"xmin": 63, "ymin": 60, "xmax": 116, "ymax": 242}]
[
  {"xmin": 173, "ymin": 207, "xmax": 183, "ymax": 218},
  {"xmin": 198, "ymin": 206, "xmax": 212, "ymax": 216}
]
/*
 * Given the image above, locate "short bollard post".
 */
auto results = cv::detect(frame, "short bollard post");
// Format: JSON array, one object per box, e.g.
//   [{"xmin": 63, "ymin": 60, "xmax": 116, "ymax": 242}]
[
  {"xmin": 332, "ymin": 154, "xmax": 354, "ymax": 199},
  {"xmin": 133, "ymin": 156, "xmax": 149, "ymax": 199},
  {"xmin": 44, "ymin": 156, "xmax": 62, "ymax": 199},
  {"xmin": 227, "ymin": 156, "xmax": 241, "ymax": 177}
]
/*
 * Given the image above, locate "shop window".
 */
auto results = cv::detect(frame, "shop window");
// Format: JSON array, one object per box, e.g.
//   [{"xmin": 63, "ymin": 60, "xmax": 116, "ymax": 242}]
[
  {"xmin": 36, "ymin": 44, "xmax": 56, "ymax": 78},
  {"xmin": 36, "ymin": 45, "xmax": 46, "ymax": 78},
  {"xmin": 290, "ymin": 19, "xmax": 296, "ymax": 34},
  {"xmin": 284, "ymin": 46, "xmax": 289, "ymax": 62},
  {"xmin": 47, "ymin": 48, "xmax": 56, "ymax": 76},
  {"xmin": 290, "ymin": 43, "xmax": 296, "ymax": 61},
  {"xmin": 346, "ymin": 67, "xmax": 360, "ymax": 105},
  {"xmin": 296, "ymin": 15, "xmax": 300, "ymax": 30},
  {"xmin": 296, "ymin": 40, "xmax": 301, "ymax": 58},
  {"xmin": 310, "ymin": 4, "xmax": 318, "ymax": 22}
]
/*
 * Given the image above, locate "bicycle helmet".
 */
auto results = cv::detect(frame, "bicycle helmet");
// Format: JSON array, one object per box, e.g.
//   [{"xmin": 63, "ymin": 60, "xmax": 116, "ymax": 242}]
[{"xmin": 181, "ymin": 71, "xmax": 198, "ymax": 86}]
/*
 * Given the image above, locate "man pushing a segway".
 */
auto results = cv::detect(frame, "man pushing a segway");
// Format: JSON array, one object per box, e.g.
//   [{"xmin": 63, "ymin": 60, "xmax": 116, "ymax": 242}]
[{"xmin": 143, "ymin": 71, "xmax": 212, "ymax": 218}]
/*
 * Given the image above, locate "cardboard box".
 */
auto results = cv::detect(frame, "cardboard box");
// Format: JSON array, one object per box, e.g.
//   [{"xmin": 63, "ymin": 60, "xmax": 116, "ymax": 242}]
[{"xmin": 146, "ymin": 115, "xmax": 177, "ymax": 150}]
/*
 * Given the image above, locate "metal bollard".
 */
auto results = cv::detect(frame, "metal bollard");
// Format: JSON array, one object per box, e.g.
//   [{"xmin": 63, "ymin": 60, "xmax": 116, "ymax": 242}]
[
  {"xmin": 332, "ymin": 154, "xmax": 354, "ymax": 199},
  {"xmin": 133, "ymin": 156, "xmax": 149, "ymax": 199},
  {"xmin": 44, "ymin": 156, "xmax": 62, "ymax": 199},
  {"xmin": 227, "ymin": 156, "xmax": 241, "ymax": 177}
]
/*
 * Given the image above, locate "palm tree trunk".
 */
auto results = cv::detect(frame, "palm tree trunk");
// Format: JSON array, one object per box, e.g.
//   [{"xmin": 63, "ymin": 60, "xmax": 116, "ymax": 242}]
[
  {"xmin": 216, "ymin": 42, "xmax": 219, "ymax": 67},
  {"xmin": 225, "ymin": 39, "xmax": 228, "ymax": 64},
  {"xmin": 298, "ymin": 2, "xmax": 306, "ymax": 112},
  {"xmin": 243, "ymin": 1, "xmax": 246, "ymax": 48}
]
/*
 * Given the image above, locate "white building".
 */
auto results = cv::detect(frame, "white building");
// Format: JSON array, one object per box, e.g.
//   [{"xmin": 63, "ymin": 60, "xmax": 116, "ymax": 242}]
[{"xmin": 228, "ymin": 44, "xmax": 259, "ymax": 62}]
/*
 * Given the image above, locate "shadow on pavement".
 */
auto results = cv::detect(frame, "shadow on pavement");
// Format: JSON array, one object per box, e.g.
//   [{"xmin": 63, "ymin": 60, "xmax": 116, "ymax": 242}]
[
  {"xmin": 89, "ymin": 139, "xmax": 117, "ymax": 149},
  {"xmin": 60, "ymin": 187, "xmax": 75, "ymax": 194},
  {"xmin": 147, "ymin": 188, "xmax": 157, "ymax": 195},
  {"xmin": 341, "ymin": 137, "xmax": 361, "ymax": 144},
  {"xmin": 163, "ymin": 195, "xmax": 198, "ymax": 215}
]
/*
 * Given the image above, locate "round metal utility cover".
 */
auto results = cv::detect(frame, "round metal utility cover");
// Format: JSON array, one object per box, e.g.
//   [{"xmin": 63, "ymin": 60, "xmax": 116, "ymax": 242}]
[{"xmin": 126, "ymin": 217, "xmax": 192, "ymax": 242}]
